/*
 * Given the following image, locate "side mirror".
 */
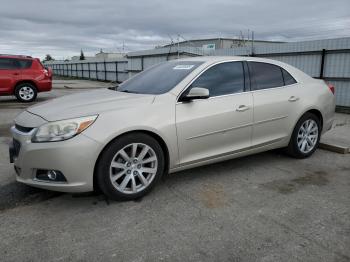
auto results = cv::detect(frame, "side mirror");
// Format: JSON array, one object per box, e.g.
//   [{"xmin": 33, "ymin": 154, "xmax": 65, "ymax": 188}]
[{"xmin": 181, "ymin": 87, "xmax": 209, "ymax": 102}]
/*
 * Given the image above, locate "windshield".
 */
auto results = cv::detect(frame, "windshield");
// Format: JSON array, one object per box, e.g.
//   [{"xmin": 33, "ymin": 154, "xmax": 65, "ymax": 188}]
[{"xmin": 117, "ymin": 60, "xmax": 203, "ymax": 94}]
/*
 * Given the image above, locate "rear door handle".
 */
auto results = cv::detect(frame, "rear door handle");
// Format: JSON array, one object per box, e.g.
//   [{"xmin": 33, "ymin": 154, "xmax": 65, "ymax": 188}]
[
  {"xmin": 13, "ymin": 72, "xmax": 19, "ymax": 76},
  {"xmin": 236, "ymin": 105, "xmax": 250, "ymax": 112},
  {"xmin": 288, "ymin": 96, "xmax": 299, "ymax": 102}
]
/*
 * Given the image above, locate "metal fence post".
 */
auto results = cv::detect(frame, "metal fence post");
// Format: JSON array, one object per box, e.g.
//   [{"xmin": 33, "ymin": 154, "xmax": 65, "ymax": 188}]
[
  {"xmin": 88, "ymin": 63, "xmax": 91, "ymax": 79},
  {"xmin": 104, "ymin": 61, "xmax": 107, "ymax": 81},
  {"xmin": 319, "ymin": 49, "xmax": 326, "ymax": 79},
  {"xmin": 115, "ymin": 62, "xmax": 118, "ymax": 82},
  {"xmin": 96, "ymin": 62, "xmax": 98, "ymax": 80}
]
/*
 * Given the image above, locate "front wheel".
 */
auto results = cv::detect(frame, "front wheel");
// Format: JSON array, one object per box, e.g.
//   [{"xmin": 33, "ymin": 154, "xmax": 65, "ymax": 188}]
[
  {"xmin": 287, "ymin": 113, "xmax": 321, "ymax": 158},
  {"xmin": 96, "ymin": 133, "xmax": 165, "ymax": 201}
]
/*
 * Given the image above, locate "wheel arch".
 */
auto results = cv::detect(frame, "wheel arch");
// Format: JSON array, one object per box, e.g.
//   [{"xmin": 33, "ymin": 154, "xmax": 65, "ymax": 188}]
[
  {"xmin": 93, "ymin": 129, "xmax": 170, "ymax": 192},
  {"xmin": 14, "ymin": 80, "xmax": 38, "ymax": 93},
  {"xmin": 306, "ymin": 109, "xmax": 323, "ymax": 131},
  {"xmin": 292, "ymin": 108, "xmax": 324, "ymax": 134},
  {"xmin": 287, "ymin": 108, "xmax": 324, "ymax": 158},
  {"xmin": 287, "ymin": 108, "xmax": 324, "ymax": 144}
]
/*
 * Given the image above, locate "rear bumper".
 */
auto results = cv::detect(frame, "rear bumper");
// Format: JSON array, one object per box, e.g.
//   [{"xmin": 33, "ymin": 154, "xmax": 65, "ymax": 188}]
[
  {"xmin": 37, "ymin": 79, "xmax": 52, "ymax": 92},
  {"xmin": 323, "ymin": 117, "xmax": 334, "ymax": 134},
  {"xmin": 321, "ymin": 94, "xmax": 336, "ymax": 134}
]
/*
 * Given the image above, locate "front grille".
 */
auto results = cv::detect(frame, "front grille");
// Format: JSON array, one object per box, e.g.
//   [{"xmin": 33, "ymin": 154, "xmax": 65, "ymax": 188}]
[
  {"xmin": 15, "ymin": 124, "xmax": 34, "ymax": 133},
  {"xmin": 13, "ymin": 139, "xmax": 21, "ymax": 157}
]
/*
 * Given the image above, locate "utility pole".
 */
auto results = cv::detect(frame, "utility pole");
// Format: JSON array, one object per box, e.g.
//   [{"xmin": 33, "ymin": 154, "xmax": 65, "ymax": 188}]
[
  {"xmin": 251, "ymin": 31, "xmax": 255, "ymax": 56},
  {"xmin": 247, "ymin": 29, "xmax": 250, "ymax": 55},
  {"xmin": 177, "ymin": 34, "xmax": 180, "ymax": 59}
]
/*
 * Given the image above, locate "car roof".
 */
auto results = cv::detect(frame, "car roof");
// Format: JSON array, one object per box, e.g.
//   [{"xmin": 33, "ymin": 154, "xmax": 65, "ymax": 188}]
[
  {"xmin": 0, "ymin": 54, "xmax": 33, "ymax": 60},
  {"xmin": 177, "ymin": 56, "xmax": 312, "ymax": 82},
  {"xmin": 177, "ymin": 55, "xmax": 283, "ymax": 64}
]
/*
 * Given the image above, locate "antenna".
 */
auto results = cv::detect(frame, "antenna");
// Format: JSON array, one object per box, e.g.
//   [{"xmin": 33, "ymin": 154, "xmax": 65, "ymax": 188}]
[
  {"xmin": 177, "ymin": 34, "xmax": 202, "ymax": 55},
  {"xmin": 167, "ymin": 34, "xmax": 175, "ymax": 48}
]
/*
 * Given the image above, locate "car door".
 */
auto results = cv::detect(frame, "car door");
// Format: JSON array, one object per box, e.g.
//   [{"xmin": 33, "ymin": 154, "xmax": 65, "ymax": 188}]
[
  {"xmin": 248, "ymin": 61, "xmax": 300, "ymax": 146},
  {"xmin": 18, "ymin": 58, "xmax": 34, "ymax": 81},
  {"xmin": 0, "ymin": 58, "xmax": 21, "ymax": 94},
  {"xmin": 176, "ymin": 61, "xmax": 253, "ymax": 166}
]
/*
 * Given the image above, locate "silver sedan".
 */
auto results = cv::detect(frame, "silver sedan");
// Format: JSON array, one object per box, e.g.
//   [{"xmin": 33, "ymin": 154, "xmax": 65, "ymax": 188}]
[{"xmin": 9, "ymin": 56, "xmax": 335, "ymax": 200}]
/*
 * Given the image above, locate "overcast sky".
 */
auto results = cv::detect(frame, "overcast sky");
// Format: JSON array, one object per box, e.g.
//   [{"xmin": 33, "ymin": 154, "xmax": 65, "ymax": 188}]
[{"xmin": 1, "ymin": 0, "xmax": 349, "ymax": 59}]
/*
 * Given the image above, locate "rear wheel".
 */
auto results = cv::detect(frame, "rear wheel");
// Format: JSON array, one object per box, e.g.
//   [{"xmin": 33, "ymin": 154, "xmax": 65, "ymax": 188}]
[
  {"xmin": 287, "ymin": 113, "xmax": 321, "ymax": 158},
  {"xmin": 15, "ymin": 83, "xmax": 37, "ymax": 102},
  {"xmin": 96, "ymin": 133, "xmax": 165, "ymax": 201}
]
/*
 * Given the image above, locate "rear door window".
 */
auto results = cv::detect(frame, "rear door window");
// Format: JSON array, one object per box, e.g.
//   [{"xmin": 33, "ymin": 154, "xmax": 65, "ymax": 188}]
[
  {"xmin": 17, "ymin": 59, "xmax": 33, "ymax": 69},
  {"xmin": 248, "ymin": 62, "xmax": 284, "ymax": 90},
  {"xmin": 0, "ymin": 58, "xmax": 19, "ymax": 70},
  {"xmin": 282, "ymin": 68, "xmax": 297, "ymax": 85}
]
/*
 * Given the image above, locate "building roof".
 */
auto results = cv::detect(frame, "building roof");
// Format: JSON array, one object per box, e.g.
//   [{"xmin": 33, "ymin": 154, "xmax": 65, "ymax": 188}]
[{"xmin": 163, "ymin": 37, "xmax": 284, "ymax": 47}]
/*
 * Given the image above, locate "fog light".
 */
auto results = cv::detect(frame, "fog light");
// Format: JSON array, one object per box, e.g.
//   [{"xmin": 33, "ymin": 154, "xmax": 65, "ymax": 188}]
[
  {"xmin": 36, "ymin": 169, "xmax": 67, "ymax": 182},
  {"xmin": 48, "ymin": 170, "xmax": 57, "ymax": 180}
]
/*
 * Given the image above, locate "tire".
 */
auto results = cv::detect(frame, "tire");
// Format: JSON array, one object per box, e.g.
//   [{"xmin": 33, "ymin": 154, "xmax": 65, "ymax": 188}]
[
  {"xmin": 15, "ymin": 83, "xmax": 37, "ymax": 102},
  {"xmin": 287, "ymin": 112, "xmax": 321, "ymax": 159},
  {"xmin": 96, "ymin": 133, "xmax": 165, "ymax": 201}
]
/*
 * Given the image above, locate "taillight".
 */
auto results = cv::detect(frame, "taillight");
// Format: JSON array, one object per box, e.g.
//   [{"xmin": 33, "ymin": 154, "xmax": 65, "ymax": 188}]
[{"xmin": 324, "ymin": 81, "xmax": 335, "ymax": 95}]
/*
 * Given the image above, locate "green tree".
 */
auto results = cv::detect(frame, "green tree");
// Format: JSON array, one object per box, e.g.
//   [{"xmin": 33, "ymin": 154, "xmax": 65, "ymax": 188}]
[
  {"xmin": 44, "ymin": 54, "xmax": 54, "ymax": 61},
  {"xmin": 80, "ymin": 49, "xmax": 85, "ymax": 60}
]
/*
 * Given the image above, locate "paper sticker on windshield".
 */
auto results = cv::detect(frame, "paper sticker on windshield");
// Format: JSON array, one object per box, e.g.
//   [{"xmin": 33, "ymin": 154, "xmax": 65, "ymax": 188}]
[{"xmin": 173, "ymin": 65, "xmax": 194, "ymax": 70}]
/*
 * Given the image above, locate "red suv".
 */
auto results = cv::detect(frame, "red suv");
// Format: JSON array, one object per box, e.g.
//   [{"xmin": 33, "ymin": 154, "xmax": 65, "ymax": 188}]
[{"xmin": 0, "ymin": 55, "xmax": 52, "ymax": 102}]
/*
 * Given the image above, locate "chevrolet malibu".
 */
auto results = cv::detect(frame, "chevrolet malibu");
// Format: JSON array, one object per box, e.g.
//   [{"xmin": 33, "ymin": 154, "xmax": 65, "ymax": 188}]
[{"xmin": 9, "ymin": 56, "xmax": 335, "ymax": 200}]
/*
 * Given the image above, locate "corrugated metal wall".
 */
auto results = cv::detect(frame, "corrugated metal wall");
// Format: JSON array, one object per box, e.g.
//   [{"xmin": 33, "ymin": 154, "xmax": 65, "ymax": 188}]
[{"xmin": 45, "ymin": 37, "xmax": 350, "ymax": 107}]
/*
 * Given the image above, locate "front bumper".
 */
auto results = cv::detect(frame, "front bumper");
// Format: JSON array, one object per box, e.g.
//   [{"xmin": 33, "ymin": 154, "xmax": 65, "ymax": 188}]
[{"xmin": 10, "ymin": 126, "xmax": 102, "ymax": 193}]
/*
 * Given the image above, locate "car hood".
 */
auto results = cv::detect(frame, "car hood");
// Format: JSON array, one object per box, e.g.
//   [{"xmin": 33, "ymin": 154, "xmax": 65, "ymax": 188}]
[{"xmin": 27, "ymin": 89, "xmax": 155, "ymax": 121}]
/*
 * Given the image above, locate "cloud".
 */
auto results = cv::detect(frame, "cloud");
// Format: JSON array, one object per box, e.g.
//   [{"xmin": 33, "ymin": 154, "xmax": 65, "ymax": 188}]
[{"xmin": 0, "ymin": 0, "xmax": 349, "ymax": 59}]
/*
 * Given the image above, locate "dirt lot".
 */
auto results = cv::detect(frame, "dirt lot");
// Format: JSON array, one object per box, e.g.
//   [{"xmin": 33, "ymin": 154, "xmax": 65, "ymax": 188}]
[{"xmin": 0, "ymin": 80, "xmax": 349, "ymax": 262}]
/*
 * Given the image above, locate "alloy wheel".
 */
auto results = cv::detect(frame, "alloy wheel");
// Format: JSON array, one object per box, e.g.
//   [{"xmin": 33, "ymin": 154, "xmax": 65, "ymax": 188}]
[
  {"xmin": 109, "ymin": 143, "xmax": 158, "ymax": 194},
  {"xmin": 297, "ymin": 119, "xmax": 319, "ymax": 154}
]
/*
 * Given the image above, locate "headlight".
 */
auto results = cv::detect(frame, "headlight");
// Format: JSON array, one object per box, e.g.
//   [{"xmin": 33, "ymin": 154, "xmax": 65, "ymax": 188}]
[{"xmin": 32, "ymin": 115, "xmax": 98, "ymax": 142}]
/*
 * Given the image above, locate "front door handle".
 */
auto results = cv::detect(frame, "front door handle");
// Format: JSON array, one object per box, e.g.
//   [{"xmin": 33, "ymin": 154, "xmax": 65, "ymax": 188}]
[
  {"xmin": 288, "ymin": 96, "xmax": 299, "ymax": 102},
  {"xmin": 236, "ymin": 105, "xmax": 250, "ymax": 112},
  {"xmin": 13, "ymin": 72, "xmax": 19, "ymax": 76}
]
